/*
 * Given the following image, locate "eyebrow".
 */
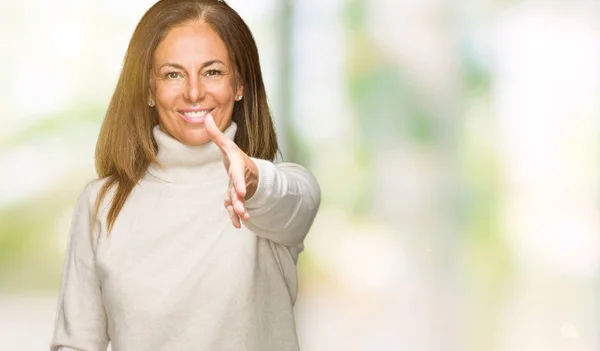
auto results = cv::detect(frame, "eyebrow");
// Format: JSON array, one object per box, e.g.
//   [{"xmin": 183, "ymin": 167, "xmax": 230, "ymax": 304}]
[{"xmin": 158, "ymin": 60, "xmax": 225, "ymax": 70}]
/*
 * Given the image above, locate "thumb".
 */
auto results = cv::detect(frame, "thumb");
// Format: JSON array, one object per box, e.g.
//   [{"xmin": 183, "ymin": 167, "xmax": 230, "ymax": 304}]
[{"xmin": 204, "ymin": 114, "xmax": 229, "ymax": 152}]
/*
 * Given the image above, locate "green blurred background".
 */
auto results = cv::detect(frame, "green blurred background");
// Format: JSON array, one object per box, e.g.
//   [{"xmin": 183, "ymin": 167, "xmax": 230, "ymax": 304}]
[{"xmin": 1, "ymin": 0, "xmax": 599, "ymax": 350}]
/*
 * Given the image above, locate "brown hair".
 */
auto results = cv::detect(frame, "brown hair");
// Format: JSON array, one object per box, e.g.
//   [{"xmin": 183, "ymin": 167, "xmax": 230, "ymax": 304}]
[{"xmin": 95, "ymin": 0, "xmax": 278, "ymax": 233}]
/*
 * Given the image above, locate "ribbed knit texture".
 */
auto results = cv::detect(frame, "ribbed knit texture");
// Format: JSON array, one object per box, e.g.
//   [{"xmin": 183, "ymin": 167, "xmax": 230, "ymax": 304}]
[{"xmin": 51, "ymin": 123, "xmax": 321, "ymax": 351}]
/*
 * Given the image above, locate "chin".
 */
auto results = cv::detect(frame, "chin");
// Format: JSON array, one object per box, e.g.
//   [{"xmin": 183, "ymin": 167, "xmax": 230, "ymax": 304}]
[{"xmin": 178, "ymin": 128, "xmax": 211, "ymax": 146}]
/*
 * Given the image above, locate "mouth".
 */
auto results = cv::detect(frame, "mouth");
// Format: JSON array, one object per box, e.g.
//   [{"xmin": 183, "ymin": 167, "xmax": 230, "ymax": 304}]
[{"xmin": 178, "ymin": 108, "xmax": 214, "ymax": 124}]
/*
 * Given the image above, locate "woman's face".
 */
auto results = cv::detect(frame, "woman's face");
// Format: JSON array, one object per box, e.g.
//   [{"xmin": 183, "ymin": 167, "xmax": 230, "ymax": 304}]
[{"xmin": 151, "ymin": 20, "xmax": 243, "ymax": 146}]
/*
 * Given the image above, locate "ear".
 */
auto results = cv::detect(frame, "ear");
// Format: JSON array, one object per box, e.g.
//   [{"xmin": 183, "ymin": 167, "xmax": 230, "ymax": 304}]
[
  {"xmin": 235, "ymin": 84, "xmax": 244, "ymax": 100},
  {"xmin": 148, "ymin": 81, "xmax": 156, "ymax": 106},
  {"xmin": 147, "ymin": 91, "xmax": 155, "ymax": 107}
]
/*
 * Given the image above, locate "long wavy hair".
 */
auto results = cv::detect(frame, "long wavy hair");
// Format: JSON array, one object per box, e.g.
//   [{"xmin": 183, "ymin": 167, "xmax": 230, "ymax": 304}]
[{"xmin": 95, "ymin": 0, "xmax": 278, "ymax": 233}]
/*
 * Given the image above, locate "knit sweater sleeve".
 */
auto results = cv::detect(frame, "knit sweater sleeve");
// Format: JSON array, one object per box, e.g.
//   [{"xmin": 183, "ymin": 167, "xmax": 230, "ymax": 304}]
[
  {"xmin": 50, "ymin": 182, "xmax": 109, "ymax": 351},
  {"xmin": 243, "ymin": 158, "xmax": 321, "ymax": 248}
]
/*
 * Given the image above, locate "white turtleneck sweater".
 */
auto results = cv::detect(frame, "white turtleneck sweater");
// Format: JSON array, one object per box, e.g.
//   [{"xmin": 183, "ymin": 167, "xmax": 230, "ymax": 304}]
[{"xmin": 51, "ymin": 123, "xmax": 321, "ymax": 351}]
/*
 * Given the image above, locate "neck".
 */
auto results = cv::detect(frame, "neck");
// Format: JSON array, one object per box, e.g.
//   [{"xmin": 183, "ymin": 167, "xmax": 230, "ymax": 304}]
[{"xmin": 146, "ymin": 123, "xmax": 237, "ymax": 183}]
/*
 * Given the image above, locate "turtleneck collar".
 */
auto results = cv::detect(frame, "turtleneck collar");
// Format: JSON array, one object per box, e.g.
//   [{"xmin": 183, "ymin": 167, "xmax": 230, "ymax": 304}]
[{"xmin": 146, "ymin": 122, "xmax": 237, "ymax": 183}]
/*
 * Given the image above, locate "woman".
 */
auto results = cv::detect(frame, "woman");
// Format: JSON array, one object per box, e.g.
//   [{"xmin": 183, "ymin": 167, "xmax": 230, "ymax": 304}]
[{"xmin": 50, "ymin": 0, "xmax": 320, "ymax": 350}]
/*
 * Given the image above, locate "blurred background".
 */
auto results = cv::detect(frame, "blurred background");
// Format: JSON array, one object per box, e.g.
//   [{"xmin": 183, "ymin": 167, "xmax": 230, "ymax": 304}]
[{"xmin": 1, "ymin": 0, "xmax": 599, "ymax": 350}]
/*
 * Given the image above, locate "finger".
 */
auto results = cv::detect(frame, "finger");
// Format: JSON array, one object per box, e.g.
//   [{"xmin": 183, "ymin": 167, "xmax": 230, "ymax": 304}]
[
  {"xmin": 229, "ymin": 165, "xmax": 250, "ymax": 220},
  {"xmin": 225, "ymin": 201, "xmax": 234, "ymax": 217},
  {"xmin": 229, "ymin": 184, "xmax": 245, "ymax": 215},
  {"xmin": 240, "ymin": 203, "xmax": 250, "ymax": 221},
  {"xmin": 231, "ymin": 182, "xmax": 249, "ymax": 220},
  {"xmin": 226, "ymin": 204, "xmax": 241, "ymax": 228},
  {"xmin": 227, "ymin": 152, "xmax": 247, "ymax": 198},
  {"xmin": 204, "ymin": 114, "xmax": 230, "ymax": 153},
  {"xmin": 234, "ymin": 194, "xmax": 246, "ymax": 218},
  {"xmin": 234, "ymin": 192, "xmax": 250, "ymax": 221},
  {"xmin": 225, "ymin": 187, "xmax": 241, "ymax": 228},
  {"xmin": 226, "ymin": 184, "xmax": 241, "ymax": 213},
  {"xmin": 224, "ymin": 190, "xmax": 233, "ymax": 209},
  {"xmin": 232, "ymin": 215, "xmax": 241, "ymax": 228}
]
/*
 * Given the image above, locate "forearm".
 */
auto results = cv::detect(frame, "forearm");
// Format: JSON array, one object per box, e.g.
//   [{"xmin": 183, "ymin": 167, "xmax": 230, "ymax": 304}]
[
  {"xmin": 51, "ymin": 182, "xmax": 109, "ymax": 351},
  {"xmin": 244, "ymin": 159, "xmax": 321, "ymax": 247}
]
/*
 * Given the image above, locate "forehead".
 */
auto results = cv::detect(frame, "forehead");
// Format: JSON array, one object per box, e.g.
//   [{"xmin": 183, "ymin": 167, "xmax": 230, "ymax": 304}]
[{"xmin": 154, "ymin": 19, "xmax": 231, "ymax": 66}]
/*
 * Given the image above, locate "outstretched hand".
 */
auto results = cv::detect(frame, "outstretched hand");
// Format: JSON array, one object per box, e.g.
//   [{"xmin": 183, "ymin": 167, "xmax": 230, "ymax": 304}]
[{"xmin": 204, "ymin": 114, "xmax": 259, "ymax": 228}]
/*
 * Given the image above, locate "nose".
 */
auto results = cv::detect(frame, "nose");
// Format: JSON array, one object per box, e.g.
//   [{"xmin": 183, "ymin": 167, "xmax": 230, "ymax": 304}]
[{"xmin": 184, "ymin": 75, "xmax": 206, "ymax": 103}]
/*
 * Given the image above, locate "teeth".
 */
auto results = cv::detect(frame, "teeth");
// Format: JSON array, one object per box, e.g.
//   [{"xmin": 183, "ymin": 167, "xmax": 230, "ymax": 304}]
[{"xmin": 183, "ymin": 110, "xmax": 209, "ymax": 119}]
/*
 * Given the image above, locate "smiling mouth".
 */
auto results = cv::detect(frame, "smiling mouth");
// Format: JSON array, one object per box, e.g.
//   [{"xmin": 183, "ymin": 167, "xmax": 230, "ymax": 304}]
[{"xmin": 179, "ymin": 109, "xmax": 214, "ymax": 123}]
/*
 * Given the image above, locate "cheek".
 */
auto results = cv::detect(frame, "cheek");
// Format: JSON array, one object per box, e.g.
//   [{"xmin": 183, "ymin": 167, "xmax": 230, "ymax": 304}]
[
  {"xmin": 154, "ymin": 86, "xmax": 181, "ymax": 128},
  {"xmin": 205, "ymin": 79, "xmax": 236, "ymax": 102},
  {"xmin": 156, "ymin": 84, "xmax": 182, "ymax": 106}
]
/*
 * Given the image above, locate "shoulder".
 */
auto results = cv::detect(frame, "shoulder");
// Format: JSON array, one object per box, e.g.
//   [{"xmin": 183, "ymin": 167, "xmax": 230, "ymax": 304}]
[
  {"xmin": 81, "ymin": 177, "xmax": 111, "ymax": 198},
  {"xmin": 76, "ymin": 177, "xmax": 114, "ymax": 212}
]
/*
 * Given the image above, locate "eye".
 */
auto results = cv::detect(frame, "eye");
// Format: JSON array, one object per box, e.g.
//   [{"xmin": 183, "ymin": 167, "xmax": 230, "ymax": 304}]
[
  {"xmin": 205, "ymin": 69, "xmax": 222, "ymax": 78},
  {"xmin": 166, "ymin": 72, "xmax": 183, "ymax": 79}
]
